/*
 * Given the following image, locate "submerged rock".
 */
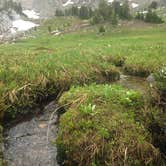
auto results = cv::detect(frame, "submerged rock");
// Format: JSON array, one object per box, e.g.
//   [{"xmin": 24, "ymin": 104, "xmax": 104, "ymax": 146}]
[
  {"xmin": 3, "ymin": 101, "xmax": 59, "ymax": 166},
  {"xmin": 147, "ymin": 74, "xmax": 155, "ymax": 83}
]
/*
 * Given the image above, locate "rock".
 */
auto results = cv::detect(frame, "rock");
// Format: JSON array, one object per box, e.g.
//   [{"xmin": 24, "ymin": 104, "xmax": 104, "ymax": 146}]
[
  {"xmin": 147, "ymin": 74, "xmax": 155, "ymax": 83},
  {"xmin": 3, "ymin": 101, "xmax": 59, "ymax": 166},
  {"xmin": 0, "ymin": 11, "xmax": 12, "ymax": 35}
]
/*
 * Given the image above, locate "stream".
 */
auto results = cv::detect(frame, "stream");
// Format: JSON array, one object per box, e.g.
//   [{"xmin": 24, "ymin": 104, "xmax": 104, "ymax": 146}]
[
  {"xmin": 3, "ymin": 74, "xmax": 149, "ymax": 166},
  {"xmin": 3, "ymin": 101, "xmax": 59, "ymax": 166}
]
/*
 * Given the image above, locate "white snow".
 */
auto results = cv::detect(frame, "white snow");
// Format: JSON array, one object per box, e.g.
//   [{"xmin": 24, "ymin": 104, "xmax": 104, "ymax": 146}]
[
  {"xmin": 131, "ymin": 3, "xmax": 139, "ymax": 8},
  {"xmin": 108, "ymin": 0, "xmax": 114, "ymax": 3},
  {"xmin": 10, "ymin": 27, "xmax": 17, "ymax": 34},
  {"xmin": 23, "ymin": 10, "xmax": 40, "ymax": 19},
  {"xmin": 12, "ymin": 19, "xmax": 38, "ymax": 31},
  {"xmin": 63, "ymin": 0, "xmax": 74, "ymax": 7},
  {"xmin": 142, "ymin": 11, "xmax": 148, "ymax": 14}
]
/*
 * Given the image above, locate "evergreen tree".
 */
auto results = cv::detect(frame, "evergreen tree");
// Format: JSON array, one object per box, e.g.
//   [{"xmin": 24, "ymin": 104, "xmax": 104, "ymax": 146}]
[
  {"xmin": 55, "ymin": 9, "xmax": 64, "ymax": 16},
  {"xmin": 145, "ymin": 9, "xmax": 163, "ymax": 23},
  {"xmin": 111, "ymin": 9, "xmax": 118, "ymax": 25},
  {"xmin": 91, "ymin": 11, "xmax": 104, "ymax": 25},
  {"xmin": 120, "ymin": 0, "xmax": 131, "ymax": 20},
  {"xmin": 79, "ymin": 6, "xmax": 91, "ymax": 19},
  {"xmin": 112, "ymin": 0, "xmax": 121, "ymax": 16},
  {"xmin": 99, "ymin": 25, "xmax": 106, "ymax": 33},
  {"xmin": 98, "ymin": 0, "xmax": 110, "ymax": 20},
  {"xmin": 71, "ymin": 6, "xmax": 79, "ymax": 16},
  {"xmin": 149, "ymin": 1, "xmax": 158, "ymax": 9},
  {"xmin": 135, "ymin": 12, "xmax": 144, "ymax": 21}
]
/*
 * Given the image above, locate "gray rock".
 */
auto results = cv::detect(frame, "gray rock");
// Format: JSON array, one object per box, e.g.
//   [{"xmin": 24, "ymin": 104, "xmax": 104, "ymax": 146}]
[
  {"xmin": 147, "ymin": 74, "xmax": 155, "ymax": 83},
  {"xmin": 3, "ymin": 101, "xmax": 59, "ymax": 166}
]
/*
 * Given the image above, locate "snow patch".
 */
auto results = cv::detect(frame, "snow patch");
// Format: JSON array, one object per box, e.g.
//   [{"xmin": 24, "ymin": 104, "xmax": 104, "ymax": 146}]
[
  {"xmin": 131, "ymin": 3, "xmax": 139, "ymax": 8},
  {"xmin": 10, "ymin": 27, "xmax": 17, "ymax": 34},
  {"xmin": 142, "ymin": 11, "xmax": 148, "ymax": 14},
  {"xmin": 108, "ymin": 0, "xmax": 114, "ymax": 3},
  {"xmin": 23, "ymin": 10, "xmax": 40, "ymax": 19},
  {"xmin": 63, "ymin": 0, "xmax": 74, "ymax": 7},
  {"xmin": 12, "ymin": 19, "xmax": 38, "ymax": 31}
]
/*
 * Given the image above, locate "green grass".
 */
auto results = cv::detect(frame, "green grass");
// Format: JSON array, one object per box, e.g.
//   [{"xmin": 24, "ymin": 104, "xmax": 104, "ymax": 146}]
[
  {"xmin": 0, "ymin": 17, "xmax": 165, "ymax": 165},
  {"xmin": 56, "ymin": 84, "xmax": 162, "ymax": 166},
  {"xmin": 0, "ymin": 17, "xmax": 165, "ymax": 119}
]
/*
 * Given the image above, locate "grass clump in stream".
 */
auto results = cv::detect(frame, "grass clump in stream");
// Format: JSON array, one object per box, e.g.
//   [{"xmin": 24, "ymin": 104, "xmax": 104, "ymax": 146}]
[{"xmin": 56, "ymin": 84, "xmax": 162, "ymax": 166}]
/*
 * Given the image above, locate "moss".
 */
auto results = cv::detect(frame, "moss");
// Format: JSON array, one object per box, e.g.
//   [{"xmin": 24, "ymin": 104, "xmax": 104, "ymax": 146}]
[{"xmin": 56, "ymin": 84, "xmax": 162, "ymax": 166}]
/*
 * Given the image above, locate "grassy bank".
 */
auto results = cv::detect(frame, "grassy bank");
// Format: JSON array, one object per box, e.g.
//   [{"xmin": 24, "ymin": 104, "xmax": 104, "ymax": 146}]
[
  {"xmin": 0, "ymin": 17, "xmax": 165, "ymax": 119},
  {"xmin": 56, "ymin": 84, "xmax": 164, "ymax": 165}
]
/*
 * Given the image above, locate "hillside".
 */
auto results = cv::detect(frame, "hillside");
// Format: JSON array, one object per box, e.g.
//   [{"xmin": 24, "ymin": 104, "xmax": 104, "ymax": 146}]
[{"xmin": 0, "ymin": 1, "xmax": 21, "ymax": 35}]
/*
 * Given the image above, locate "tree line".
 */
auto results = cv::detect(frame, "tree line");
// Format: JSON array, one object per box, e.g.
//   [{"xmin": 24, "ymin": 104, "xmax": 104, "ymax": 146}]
[
  {"xmin": 135, "ymin": 1, "xmax": 163, "ymax": 24},
  {"xmin": 56, "ymin": 0, "xmax": 163, "ymax": 25},
  {"xmin": 135, "ymin": 10, "xmax": 163, "ymax": 24},
  {"xmin": 56, "ymin": 0, "xmax": 132, "ymax": 25}
]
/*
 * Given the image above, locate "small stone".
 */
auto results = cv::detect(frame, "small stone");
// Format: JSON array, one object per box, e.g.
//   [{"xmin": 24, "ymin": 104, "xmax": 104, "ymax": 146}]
[{"xmin": 39, "ymin": 123, "xmax": 47, "ymax": 128}]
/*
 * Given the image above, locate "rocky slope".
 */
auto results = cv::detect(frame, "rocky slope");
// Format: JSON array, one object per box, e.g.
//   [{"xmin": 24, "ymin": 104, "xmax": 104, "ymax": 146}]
[
  {"xmin": 0, "ymin": 11, "xmax": 12, "ymax": 35},
  {"xmin": 0, "ymin": 0, "xmax": 20, "ymax": 36},
  {"xmin": 0, "ymin": 0, "xmax": 38, "ymax": 42}
]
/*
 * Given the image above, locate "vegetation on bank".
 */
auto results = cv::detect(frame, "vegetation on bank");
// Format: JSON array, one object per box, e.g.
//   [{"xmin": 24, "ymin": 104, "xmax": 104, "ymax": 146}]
[
  {"xmin": 56, "ymin": 84, "xmax": 164, "ymax": 165},
  {"xmin": 152, "ymin": 67, "xmax": 166, "ymax": 107},
  {"xmin": 0, "ymin": 17, "xmax": 165, "ymax": 120}
]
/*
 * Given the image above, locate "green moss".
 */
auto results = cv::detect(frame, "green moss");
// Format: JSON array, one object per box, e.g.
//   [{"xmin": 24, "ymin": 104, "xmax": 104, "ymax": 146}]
[{"xmin": 56, "ymin": 84, "xmax": 161, "ymax": 166}]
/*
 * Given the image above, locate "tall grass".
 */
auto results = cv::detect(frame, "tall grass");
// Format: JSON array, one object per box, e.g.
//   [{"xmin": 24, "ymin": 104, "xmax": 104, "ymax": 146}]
[{"xmin": 0, "ymin": 17, "xmax": 165, "ymax": 119}]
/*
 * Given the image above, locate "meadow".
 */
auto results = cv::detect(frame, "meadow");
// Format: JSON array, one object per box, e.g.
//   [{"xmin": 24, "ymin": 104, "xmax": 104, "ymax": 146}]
[{"xmin": 0, "ymin": 17, "xmax": 165, "ymax": 165}]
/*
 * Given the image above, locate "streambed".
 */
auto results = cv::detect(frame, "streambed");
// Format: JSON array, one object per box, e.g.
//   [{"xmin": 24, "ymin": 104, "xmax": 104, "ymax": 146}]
[
  {"xmin": 3, "ymin": 101, "xmax": 59, "ymax": 166},
  {"xmin": 116, "ymin": 74, "xmax": 149, "ymax": 94},
  {"xmin": 3, "ymin": 74, "xmax": 149, "ymax": 166}
]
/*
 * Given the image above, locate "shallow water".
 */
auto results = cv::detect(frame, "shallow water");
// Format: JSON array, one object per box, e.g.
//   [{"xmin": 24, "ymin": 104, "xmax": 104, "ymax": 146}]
[
  {"xmin": 3, "ymin": 101, "xmax": 59, "ymax": 166},
  {"xmin": 116, "ymin": 74, "xmax": 149, "ymax": 95}
]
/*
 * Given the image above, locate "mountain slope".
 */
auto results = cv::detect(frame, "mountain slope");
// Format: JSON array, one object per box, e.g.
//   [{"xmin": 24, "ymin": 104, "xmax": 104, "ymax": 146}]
[{"xmin": 0, "ymin": 0, "xmax": 21, "ymax": 35}]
